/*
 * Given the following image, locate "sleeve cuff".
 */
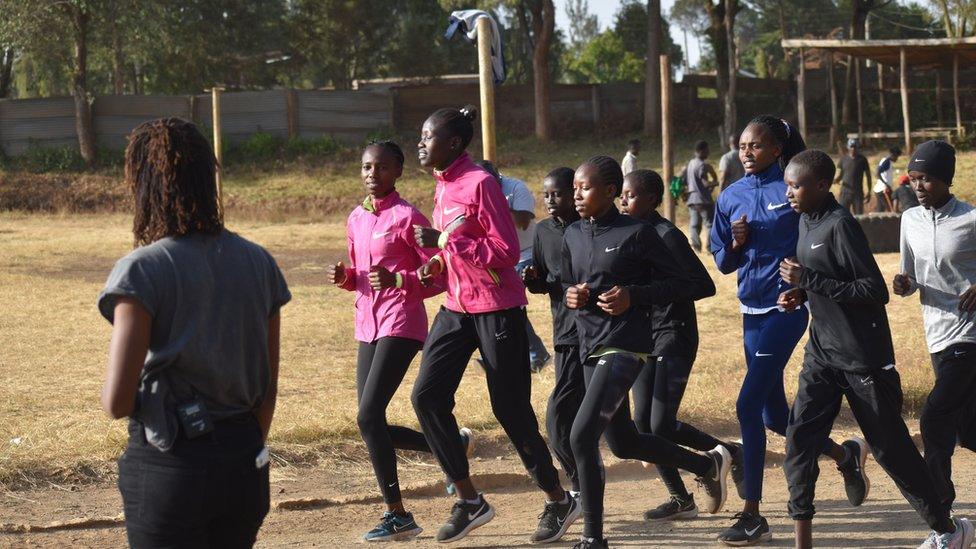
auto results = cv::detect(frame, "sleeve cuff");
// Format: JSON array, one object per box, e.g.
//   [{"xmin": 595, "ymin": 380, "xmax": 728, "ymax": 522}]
[
  {"xmin": 437, "ymin": 231, "xmax": 449, "ymax": 249},
  {"xmin": 395, "ymin": 273, "xmax": 403, "ymax": 288}
]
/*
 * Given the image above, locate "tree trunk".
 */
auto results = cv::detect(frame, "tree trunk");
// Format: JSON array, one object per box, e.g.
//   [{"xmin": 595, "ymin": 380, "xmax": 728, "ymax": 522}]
[
  {"xmin": 0, "ymin": 48, "xmax": 13, "ymax": 98},
  {"xmin": 842, "ymin": 1, "xmax": 871, "ymax": 127},
  {"xmin": 112, "ymin": 17, "xmax": 125, "ymax": 94},
  {"xmin": 71, "ymin": 6, "xmax": 96, "ymax": 166},
  {"xmin": 531, "ymin": 0, "xmax": 555, "ymax": 142},
  {"xmin": 724, "ymin": 0, "xmax": 738, "ymax": 137},
  {"xmin": 643, "ymin": 0, "xmax": 662, "ymax": 135},
  {"xmin": 703, "ymin": 1, "xmax": 729, "ymax": 133}
]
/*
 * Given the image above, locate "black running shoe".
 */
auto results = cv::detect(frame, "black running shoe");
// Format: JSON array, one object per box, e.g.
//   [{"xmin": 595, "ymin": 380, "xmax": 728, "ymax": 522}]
[
  {"xmin": 531, "ymin": 492, "xmax": 581, "ymax": 543},
  {"xmin": 838, "ymin": 437, "xmax": 870, "ymax": 507},
  {"xmin": 572, "ymin": 537, "xmax": 609, "ymax": 549},
  {"xmin": 717, "ymin": 512, "xmax": 772, "ymax": 546},
  {"xmin": 729, "ymin": 441, "xmax": 746, "ymax": 500},
  {"xmin": 436, "ymin": 495, "xmax": 495, "ymax": 543},
  {"xmin": 363, "ymin": 511, "xmax": 423, "ymax": 542},
  {"xmin": 696, "ymin": 445, "xmax": 731, "ymax": 514},
  {"xmin": 644, "ymin": 494, "xmax": 699, "ymax": 521}
]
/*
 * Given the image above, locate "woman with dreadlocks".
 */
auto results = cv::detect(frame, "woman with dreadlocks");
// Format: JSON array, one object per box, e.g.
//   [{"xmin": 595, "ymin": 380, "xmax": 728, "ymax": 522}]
[
  {"xmin": 709, "ymin": 116, "xmax": 863, "ymax": 546},
  {"xmin": 325, "ymin": 140, "xmax": 449, "ymax": 542},
  {"xmin": 98, "ymin": 118, "xmax": 290, "ymax": 548}
]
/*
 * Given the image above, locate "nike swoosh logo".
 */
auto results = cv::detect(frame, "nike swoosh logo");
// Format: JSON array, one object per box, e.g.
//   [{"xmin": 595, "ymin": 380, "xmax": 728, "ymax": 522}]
[
  {"xmin": 467, "ymin": 503, "xmax": 486, "ymax": 521},
  {"xmin": 605, "ymin": 246, "xmax": 620, "ymax": 252},
  {"xmin": 373, "ymin": 231, "xmax": 390, "ymax": 239},
  {"xmin": 755, "ymin": 352, "xmax": 772, "ymax": 357},
  {"xmin": 860, "ymin": 376, "xmax": 873, "ymax": 384},
  {"xmin": 745, "ymin": 525, "xmax": 761, "ymax": 536},
  {"xmin": 955, "ymin": 351, "xmax": 966, "ymax": 356},
  {"xmin": 444, "ymin": 206, "xmax": 462, "ymax": 215},
  {"xmin": 811, "ymin": 243, "xmax": 824, "ymax": 249},
  {"xmin": 767, "ymin": 202, "xmax": 789, "ymax": 210}
]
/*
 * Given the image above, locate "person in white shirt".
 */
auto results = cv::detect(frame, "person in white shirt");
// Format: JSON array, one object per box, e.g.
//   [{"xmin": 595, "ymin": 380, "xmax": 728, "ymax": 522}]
[
  {"xmin": 621, "ymin": 138, "xmax": 641, "ymax": 177},
  {"xmin": 873, "ymin": 146, "xmax": 901, "ymax": 212}
]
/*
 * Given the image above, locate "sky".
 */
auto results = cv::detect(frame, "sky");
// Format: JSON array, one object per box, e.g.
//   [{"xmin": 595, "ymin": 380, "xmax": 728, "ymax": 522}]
[{"xmin": 552, "ymin": 0, "xmax": 703, "ymax": 69}]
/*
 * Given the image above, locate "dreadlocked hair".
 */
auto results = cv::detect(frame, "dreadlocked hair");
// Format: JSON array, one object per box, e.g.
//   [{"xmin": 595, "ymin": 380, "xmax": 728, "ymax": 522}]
[
  {"xmin": 427, "ymin": 104, "xmax": 478, "ymax": 149},
  {"xmin": 747, "ymin": 115, "xmax": 806, "ymax": 168},
  {"xmin": 545, "ymin": 167, "xmax": 575, "ymax": 189},
  {"xmin": 126, "ymin": 117, "xmax": 222, "ymax": 247},
  {"xmin": 367, "ymin": 139, "xmax": 405, "ymax": 166},
  {"xmin": 580, "ymin": 155, "xmax": 623, "ymax": 197}
]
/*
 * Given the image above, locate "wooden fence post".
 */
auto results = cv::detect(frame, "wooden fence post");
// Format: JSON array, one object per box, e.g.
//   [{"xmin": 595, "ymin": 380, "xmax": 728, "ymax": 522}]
[
  {"xmin": 210, "ymin": 87, "xmax": 224, "ymax": 216},
  {"xmin": 900, "ymin": 48, "xmax": 911, "ymax": 153},
  {"xmin": 661, "ymin": 54, "xmax": 674, "ymax": 223},
  {"xmin": 797, "ymin": 48, "xmax": 807, "ymax": 139},
  {"xmin": 476, "ymin": 16, "xmax": 496, "ymax": 162},
  {"xmin": 590, "ymin": 85, "xmax": 601, "ymax": 130},
  {"xmin": 286, "ymin": 89, "xmax": 299, "ymax": 139}
]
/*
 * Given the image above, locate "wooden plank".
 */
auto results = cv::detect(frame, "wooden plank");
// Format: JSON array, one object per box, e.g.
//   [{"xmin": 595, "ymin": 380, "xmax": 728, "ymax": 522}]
[
  {"xmin": 798, "ymin": 48, "xmax": 807, "ymax": 138},
  {"xmin": 901, "ymin": 48, "xmax": 911, "ymax": 153},
  {"xmin": 954, "ymin": 53, "xmax": 963, "ymax": 136}
]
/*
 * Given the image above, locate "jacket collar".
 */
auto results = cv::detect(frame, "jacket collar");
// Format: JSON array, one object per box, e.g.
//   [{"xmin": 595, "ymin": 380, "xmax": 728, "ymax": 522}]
[
  {"xmin": 746, "ymin": 162, "xmax": 784, "ymax": 187},
  {"xmin": 806, "ymin": 193, "xmax": 837, "ymax": 223},
  {"xmin": 434, "ymin": 151, "xmax": 473, "ymax": 182},
  {"xmin": 584, "ymin": 205, "xmax": 620, "ymax": 231},
  {"xmin": 362, "ymin": 190, "xmax": 400, "ymax": 214},
  {"xmin": 933, "ymin": 195, "xmax": 958, "ymax": 219}
]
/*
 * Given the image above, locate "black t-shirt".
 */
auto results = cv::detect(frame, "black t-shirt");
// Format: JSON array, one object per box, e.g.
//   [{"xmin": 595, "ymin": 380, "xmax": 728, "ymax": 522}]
[
  {"xmin": 893, "ymin": 185, "xmax": 920, "ymax": 210},
  {"xmin": 839, "ymin": 154, "xmax": 870, "ymax": 196}
]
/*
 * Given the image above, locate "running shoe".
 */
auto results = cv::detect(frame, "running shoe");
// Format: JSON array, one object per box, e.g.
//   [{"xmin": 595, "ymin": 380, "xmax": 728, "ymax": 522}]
[
  {"xmin": 572, "ymin": 537, "xmax": 609, "ymax": 549},
  {"xmin": 643, "ymin": 494, "xmax": 699, "ymax": 521},
  {"xmin": 729, "ymin": 440, "xmax": 746, "ymax": 500},
  {"xmin": 717, "ymin": 512, "xmax": 772, "ymax": 546},
  {"xmin": 363, "ymin": 511, "xmax": 423, "ymax": 542},
  {"xmin": 531, "ymin": 491, "xmax": 581, "ymax": 543},
  {"xmin": 837, "ymin": 437, "xmax": 869, "ymax": 507},
  {"xmin": 531, "ymin": 352, "xmax": 553, "ymax": 373},
  {"xmin": 446, "ymin": 428, "xmax": 475, "ymax": 496},
  {"xmin": 696, "ymin": 445, "xmax": 731, "ymax": 514},
  {"xmin": 435, "ymin": 495, "xmax": 494, "ymax": 543},
  {"xmin": 918, "ymin": 517, "xmax": 975, "ymax": 549}
]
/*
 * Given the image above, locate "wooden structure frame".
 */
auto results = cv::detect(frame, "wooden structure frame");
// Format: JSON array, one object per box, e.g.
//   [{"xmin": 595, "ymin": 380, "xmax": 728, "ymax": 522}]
[{"xmin": 782, "ymin": 37, "xmax": 976, "ymax": 152}]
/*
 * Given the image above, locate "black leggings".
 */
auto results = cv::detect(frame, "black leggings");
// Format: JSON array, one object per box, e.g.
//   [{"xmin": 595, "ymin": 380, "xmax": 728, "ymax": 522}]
[
  {"xmin": 570, "ymin": 353, "xmax": 713, "ymax": 540},
  {"xmin": 632, "ymin": 355, "xmax": 727, "ymax": 499},
  {"xmin": 357, "ymin": 337, "xmax": 431, "ymax": 504}
]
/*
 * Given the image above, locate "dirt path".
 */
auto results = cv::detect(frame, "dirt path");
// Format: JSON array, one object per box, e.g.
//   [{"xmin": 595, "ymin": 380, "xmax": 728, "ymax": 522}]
[{"xmin": 3, "ymin": 428, "xmax": 975, "ymax": 548}]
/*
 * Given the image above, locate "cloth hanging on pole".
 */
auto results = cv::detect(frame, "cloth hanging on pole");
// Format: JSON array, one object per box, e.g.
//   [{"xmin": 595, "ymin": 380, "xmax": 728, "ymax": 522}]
[{"xmin": 445, "ymin": 9, "xmax": 506, "ymax": 84}]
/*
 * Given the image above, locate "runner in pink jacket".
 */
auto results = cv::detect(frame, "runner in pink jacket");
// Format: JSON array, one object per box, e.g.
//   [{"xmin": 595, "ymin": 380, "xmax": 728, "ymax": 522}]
[
  {"xmin": 327, "ymin": 141, "xmax": 446, "ymax": 542},
  {"xmin": 410, "ymin": 106, "xmax": 576, "ymax": 545}
]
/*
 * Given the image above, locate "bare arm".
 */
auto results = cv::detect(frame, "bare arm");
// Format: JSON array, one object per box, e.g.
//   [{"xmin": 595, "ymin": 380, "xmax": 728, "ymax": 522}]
[
  {"xmin": 255, "ymin": 313, "xmax": 280, "ymax": 442},
  {"xmin": 101, "ymin": 298, "xmax": 151, "ymax": 419}
]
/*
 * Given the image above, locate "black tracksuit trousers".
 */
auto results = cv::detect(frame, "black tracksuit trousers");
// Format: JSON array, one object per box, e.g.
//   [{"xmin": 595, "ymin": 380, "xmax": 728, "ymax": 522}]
[
  {"xmin": 632, "ymin": 355, "xmax": 726, "ymax": 499},
  {"xmin": 356, "ymin": 337, "xmax": 431, "ymax": 504},
  {"xmin": 411, "ymin": 306, "xmax": 561, "ymax": 493},
  {"xmin": 571, "ymin": 352, "xmax": 714, "ymax": 540},
  {"xmin": 784, "ymin": 357, "xmax": 952, "ymax": 532},
  {"xmin": 546, "ymin": 345, "xmax": 585, "ymax": 493},
  {"xmin": 921, "ymin": 342, "xmax": 976, "ymax": 508}
]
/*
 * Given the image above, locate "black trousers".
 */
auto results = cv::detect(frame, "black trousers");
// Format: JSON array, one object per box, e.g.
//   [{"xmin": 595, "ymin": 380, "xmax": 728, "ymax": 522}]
[
  {"xmin": 571, "ymin": 352, "xmax": 713, "ymax": 540},
  {"xmin": 632, "ymin": 355, "xmax": 725, "ymax": 499},
  {"xmin": 411, "ymin": 306, "xmax": 560, "ymax": 492},
  {"xmin": 356, "ymin": 337, "xmax": 431, "ymax": 504},
  {"xmin": 921, "ymin": 342, "xmax": 976, "ymax": 508},
  {"xmin": 784, "ymin": 357, "xmax": 952, "ymax": 532},
  {"xmin": 118, "ymin": 416, "xmax": 269, "ymax": 548},
  {"xmin": 546, "ymin": 345, "xmax": 585, "ymax": 493}
]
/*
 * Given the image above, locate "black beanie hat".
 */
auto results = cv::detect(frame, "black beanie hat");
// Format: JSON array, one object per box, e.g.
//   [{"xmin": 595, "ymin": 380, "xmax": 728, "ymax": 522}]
[{"xmin": 908, "ymin": 140, "xmax": 956, "ymax": 186}]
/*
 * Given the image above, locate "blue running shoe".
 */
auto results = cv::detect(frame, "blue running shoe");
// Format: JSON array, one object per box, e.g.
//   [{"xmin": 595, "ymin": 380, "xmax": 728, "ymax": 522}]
[{"xmin": 363, "ymin": 511, "xmax": 422, "ymax": 542}]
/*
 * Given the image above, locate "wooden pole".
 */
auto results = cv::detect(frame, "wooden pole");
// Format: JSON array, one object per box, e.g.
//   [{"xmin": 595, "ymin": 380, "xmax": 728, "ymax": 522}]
[
  {"xmin": 211, "ymin": 87, "xmax": 224, "ymax": 215},
  {"xmin": 590, "ymin": 85, "xmax": 601, "ymax": 129},
  {"xmin": 954, "ymin": 53, "xmax": 963, "ymax": 136},
  {"xmin": 797, "ymin": 48, "xmax": 807, "ymax": 139},
  {"xmin": 936, "ymin": 70, "xmax": 944, "ymax": 128},
  {"xmin": 855, "ymin": 57, "xmax": 863, "ymax": 140},
  {"xmin": 661, "ymin": 54, "xmax": 674, "ymax": 223},
  {"xmin": 476, "ymin": 16, "xmax": 496, "ymax": 162},
  {"xmin": 900, "ymin": 48, "xmax": 911, "ymax": 154},
  {"xmin": 285, "ymin": 89, "xmax": 299, "ymax": 139},
  {"xmin": 878, "ymin": 63, "xmax": 885, "ymax": 115},
  {"xmin": 827, "ymin": 53, "xmax": 838, "ymax": 146}
]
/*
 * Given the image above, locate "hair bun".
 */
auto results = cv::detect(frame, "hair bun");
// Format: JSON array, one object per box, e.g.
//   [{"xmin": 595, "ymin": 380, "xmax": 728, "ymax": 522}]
[{"xmin": 459, "ymin": 104, "xmax": 478, "ymax": 121}]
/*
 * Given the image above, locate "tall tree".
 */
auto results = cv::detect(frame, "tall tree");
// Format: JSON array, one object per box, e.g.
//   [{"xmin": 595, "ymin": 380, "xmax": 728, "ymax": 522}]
[
  {"xmin": 566, "ymin": 0, "xmax": 599, "ymax": 51},
  {"xmin": 0, "ymin": 47, "xmax": 13, "ymax": 98},
  {"xmin": 930, "ymin": 0, "xmax": 976, "ymax": 37},
  {"xmin": 643, "ymin": 0, "xmax": 662, "ymax": 135},
  {"xmin": 842, "ymin": 1, "xmax": 888, "ymax": 127},
  {"xmin": 526, "ymin": 0, "xmax": 556, "ymax": 142}
]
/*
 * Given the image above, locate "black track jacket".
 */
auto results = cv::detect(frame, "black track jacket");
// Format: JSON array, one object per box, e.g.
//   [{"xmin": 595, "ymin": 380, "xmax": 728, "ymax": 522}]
[
  {"xmin": 562, "ymin": 206, "xmax": 693, "ymax": 361},
  {"xmin": 797, "ymin": 194, "xmax": 895, "ymax": 372},
  {"xmin": 525, "ymin": 215, "xmax": 580, "ymax": 349}
]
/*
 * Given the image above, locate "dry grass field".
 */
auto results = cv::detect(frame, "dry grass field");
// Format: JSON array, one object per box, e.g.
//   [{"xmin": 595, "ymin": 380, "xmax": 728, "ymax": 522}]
[{"xmin": 0, "ymin": 139, "xmax": 973, "ymax": 492}]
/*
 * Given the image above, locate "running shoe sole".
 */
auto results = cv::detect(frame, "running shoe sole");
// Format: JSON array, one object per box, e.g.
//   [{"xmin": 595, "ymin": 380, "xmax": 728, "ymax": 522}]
[
  {"xmin": 365, "ymin": 526, "xmax": 423, "ymax": 542},
  {"xmin": 848, "ymin": 436, "xmax": 870, "ymax": 506},
  {"xmin": 532, "ymin": 498, "xmax": 582, "ymax": 544},
  {"xmin": 437, "ymin": 506, "xmax": 495, "ymax": 543},
  {"xmin": 720, "ymin": 531, "xmax": 773, "ymax": 546},
  {"xmin": 704, "ymin": 445, "xmax": 732, "ymax": 514}
]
